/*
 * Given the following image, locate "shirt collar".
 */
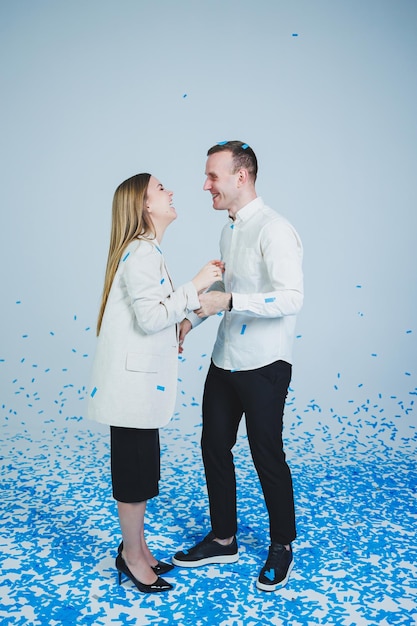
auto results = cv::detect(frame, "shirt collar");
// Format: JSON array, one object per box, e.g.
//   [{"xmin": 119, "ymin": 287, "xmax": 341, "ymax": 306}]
[{"xmin": 231, "ymin": 197, "xmax": 264, "ymax": 223}]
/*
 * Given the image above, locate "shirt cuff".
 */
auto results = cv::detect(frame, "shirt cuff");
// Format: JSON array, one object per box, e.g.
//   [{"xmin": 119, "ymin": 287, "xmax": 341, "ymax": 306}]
[
  {"xmin": 229, "ymin": 292, "xmax": 248, "ymax": 311},
  {"xmin": 186, "ymin": 311, "xmax": 202, "ymax": 328},
  {"xmin": 184, "ymin": 281, "xmax": 200, "ymax": 312}
]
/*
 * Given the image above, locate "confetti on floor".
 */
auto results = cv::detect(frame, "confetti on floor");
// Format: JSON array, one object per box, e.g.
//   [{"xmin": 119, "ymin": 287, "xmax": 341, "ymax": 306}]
[
  {"xmin": 0, "ymin": 415, "xmax": 415, "ymax": 626},
  {"xmin": 1, "ymin": 302, "xmax": 416, "ymax": 624}
]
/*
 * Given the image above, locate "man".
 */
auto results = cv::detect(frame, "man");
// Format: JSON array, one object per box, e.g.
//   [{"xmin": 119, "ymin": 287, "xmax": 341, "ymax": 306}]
[{"xmin": 173, "ymin": 141, "xmax": 303, "ymax": 591}]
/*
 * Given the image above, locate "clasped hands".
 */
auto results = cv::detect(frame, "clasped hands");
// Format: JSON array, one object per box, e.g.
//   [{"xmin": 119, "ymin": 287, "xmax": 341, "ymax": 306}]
[
  {"xmin": 191, "ymin": 259, "xmax": 231, "ymax": 318},
  {"xmin": 178, "ymin": 288, "xmax": 231, "ymax": 353},
  {"xmin": 194, "ymin": 290, "xmax": 231, "ymax": 318},
  {"xmin": 179, "ymin": 259, "xmax": 231, "ymax": 353}
]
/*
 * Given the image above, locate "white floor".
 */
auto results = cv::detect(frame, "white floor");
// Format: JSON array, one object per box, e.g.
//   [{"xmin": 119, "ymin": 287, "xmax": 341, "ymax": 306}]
[{"xmin": 1, "ymin": 409, "xmax": 416, "ymax": 626}]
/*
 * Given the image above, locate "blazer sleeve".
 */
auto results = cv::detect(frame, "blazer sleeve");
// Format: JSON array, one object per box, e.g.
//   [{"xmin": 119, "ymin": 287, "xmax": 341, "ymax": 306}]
[{"xmin": 122, "ymin": 241, "xmax": 200, "ymax": 334}]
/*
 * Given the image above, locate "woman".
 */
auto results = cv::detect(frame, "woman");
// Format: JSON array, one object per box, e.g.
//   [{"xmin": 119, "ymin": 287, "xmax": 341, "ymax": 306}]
[{"xmin": 88, "ymin": 173, "xmax": 223, "ymax": 594}]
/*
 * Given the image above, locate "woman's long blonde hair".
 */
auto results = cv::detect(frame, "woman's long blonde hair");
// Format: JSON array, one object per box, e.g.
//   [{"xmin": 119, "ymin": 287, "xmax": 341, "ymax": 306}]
[{"xmin": 96, "ymin": 173, "xmax": 155, "ymax": 335}]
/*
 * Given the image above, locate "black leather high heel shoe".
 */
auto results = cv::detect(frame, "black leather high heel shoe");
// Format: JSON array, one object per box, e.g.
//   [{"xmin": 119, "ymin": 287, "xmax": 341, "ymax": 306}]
[
  {"xmin": 116, "ymin": 554, "xmax": 173, "ymax": 594},
  {"xmin": 117, "ymin": 541, "xmax": 175, "ymax": 576}
]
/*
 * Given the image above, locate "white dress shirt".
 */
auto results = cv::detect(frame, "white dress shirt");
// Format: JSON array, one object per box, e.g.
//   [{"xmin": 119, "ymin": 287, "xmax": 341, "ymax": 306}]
[{"xmin": 206, "ymin": 197, "xmax": 303, "ymax": 371}]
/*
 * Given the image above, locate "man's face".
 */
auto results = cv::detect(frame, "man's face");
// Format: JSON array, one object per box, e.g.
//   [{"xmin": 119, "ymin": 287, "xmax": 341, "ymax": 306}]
[{"xmin": 203, "ymin": 151, "xmax": 240, "ymax": 212}]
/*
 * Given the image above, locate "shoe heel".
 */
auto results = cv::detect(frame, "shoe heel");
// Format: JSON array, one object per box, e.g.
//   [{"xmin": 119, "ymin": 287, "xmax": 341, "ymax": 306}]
[
  {"xmin": 116, "ymin": 553, "xmax": 172, "ymax": 594},
  {"xmin": 116, "ymin": 556, "xmax": 125, "ymax": 585}
]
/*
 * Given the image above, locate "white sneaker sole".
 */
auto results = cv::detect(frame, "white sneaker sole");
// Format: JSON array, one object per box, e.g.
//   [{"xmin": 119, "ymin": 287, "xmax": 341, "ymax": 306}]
[
  {"xmin": 256, "ymin": 559, "xmax": 294, "ymax": 591},
  {"xmin": 172, "ymin": 552, "xmax": 239, "ymax": 568}
]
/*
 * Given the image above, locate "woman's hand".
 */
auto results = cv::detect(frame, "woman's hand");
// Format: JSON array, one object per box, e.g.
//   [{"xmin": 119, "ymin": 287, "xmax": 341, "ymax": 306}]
[
  {"xmin": 178, "ymin": 318, "xmax": 192, "ymax": 353},
  {"xmin": 192, "ymin": 260, "xmax": 224, "ymax": 293}
]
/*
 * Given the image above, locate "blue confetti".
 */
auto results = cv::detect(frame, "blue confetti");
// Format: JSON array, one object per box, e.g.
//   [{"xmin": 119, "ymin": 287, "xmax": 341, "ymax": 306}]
[
  {"xmin": 90, "ymin": 387, "xmax": 97, "ymax": 397},
  {"xmin": 265, "ymin": 297, "xmax": 276, "ymax": 303},
  {"xmin": 240, "ymin": 325, "xmax": 247, "ymax": 335},
  {"xmin": 122, "ymin": 252, "xmax": 130, "ymax": 262},
  {"xmin": 1, "ymin": 295, "xmax": 416, "ymax": 626},
  {"xmin": 157, "ymin": 385, "xmax": 165, "ymax": 391}
]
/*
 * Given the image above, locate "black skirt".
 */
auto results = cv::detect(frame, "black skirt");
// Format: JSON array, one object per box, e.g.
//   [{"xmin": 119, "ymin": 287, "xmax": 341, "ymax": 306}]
[{"xmin": 110, "ymin": 426, "xmax": 160, "ymax": 503}]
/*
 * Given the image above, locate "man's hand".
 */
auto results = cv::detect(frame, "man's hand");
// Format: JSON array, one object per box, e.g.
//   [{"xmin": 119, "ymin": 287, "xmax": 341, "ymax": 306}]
[
  {"xmin": 178, "ymin": 318, "xmax": 192, "ymax": 353},
  {"xmin": 195, "ymin": 291, "xmax": 231, "ymax": 318}
]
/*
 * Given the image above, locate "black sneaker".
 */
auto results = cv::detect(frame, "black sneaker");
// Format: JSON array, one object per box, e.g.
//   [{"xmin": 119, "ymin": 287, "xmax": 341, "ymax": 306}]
[
  {"xmin": 256, "ymin": 543, "xmax": 293, "ymax": 591},
  {"xmin": 172, "ymin": 531, "xmax": 239, "ymax": 567}
]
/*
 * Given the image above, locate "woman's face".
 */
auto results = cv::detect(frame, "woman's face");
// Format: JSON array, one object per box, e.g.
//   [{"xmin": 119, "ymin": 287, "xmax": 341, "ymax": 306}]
[{"xmin": 145, "ymin": 176, "xmax": 176, "ymax": 227}]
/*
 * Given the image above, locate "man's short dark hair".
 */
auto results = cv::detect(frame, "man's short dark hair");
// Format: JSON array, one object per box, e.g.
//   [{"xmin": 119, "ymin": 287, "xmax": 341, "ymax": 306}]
[{"xmin": 207, "ymin": 140, "xmax": 258, "ymax": 182}]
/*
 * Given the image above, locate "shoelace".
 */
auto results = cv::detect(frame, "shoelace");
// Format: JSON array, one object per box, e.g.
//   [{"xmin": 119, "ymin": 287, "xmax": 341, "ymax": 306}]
[{"xmin": 265, "ymin": 544, "xmax": 289, "ymax": 570}]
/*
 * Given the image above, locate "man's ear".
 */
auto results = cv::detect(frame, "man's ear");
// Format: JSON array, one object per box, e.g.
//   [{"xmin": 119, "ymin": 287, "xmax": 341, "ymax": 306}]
[{"xmin": 237, "ymin": 168, "xmax": 249, "ymax": 186}]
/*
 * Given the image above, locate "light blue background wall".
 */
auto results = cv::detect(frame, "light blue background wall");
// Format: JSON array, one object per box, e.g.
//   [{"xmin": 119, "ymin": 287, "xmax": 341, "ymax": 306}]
[{"xmin": 1, "ymin": 0, "xmax": 416, "ymax": 456}]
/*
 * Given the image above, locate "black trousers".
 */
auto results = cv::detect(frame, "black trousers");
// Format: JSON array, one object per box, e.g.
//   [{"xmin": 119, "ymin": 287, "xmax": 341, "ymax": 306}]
[{"xmin": 201, "ymin": 360, "xmax": 296, "ymax": 545}]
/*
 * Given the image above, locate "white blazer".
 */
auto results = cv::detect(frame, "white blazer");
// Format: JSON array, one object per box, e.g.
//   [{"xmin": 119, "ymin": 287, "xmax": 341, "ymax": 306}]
[{"xmin": 88, "ymin": 238, "xmax": 200, "ymax": 428}]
